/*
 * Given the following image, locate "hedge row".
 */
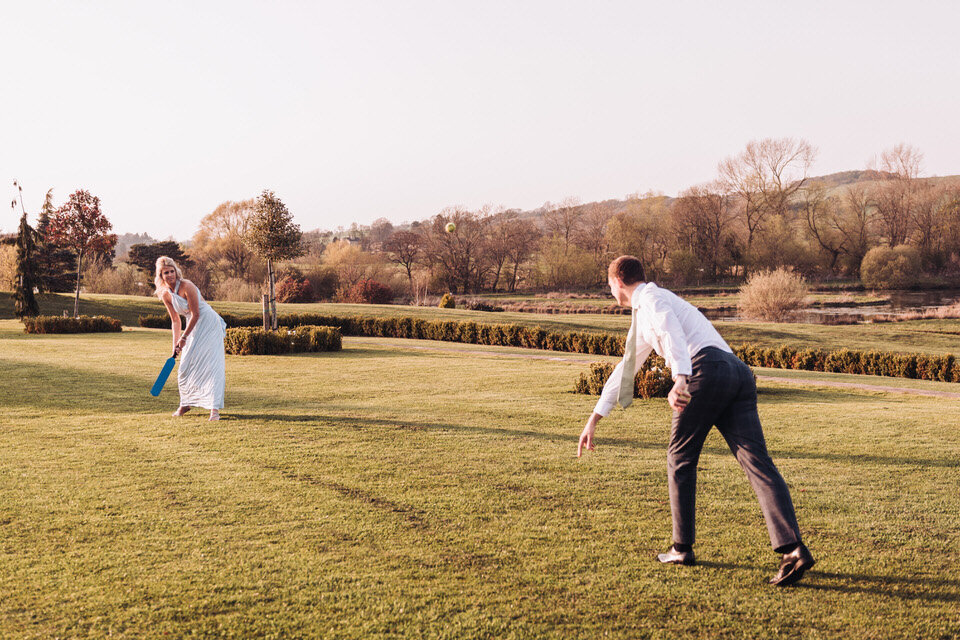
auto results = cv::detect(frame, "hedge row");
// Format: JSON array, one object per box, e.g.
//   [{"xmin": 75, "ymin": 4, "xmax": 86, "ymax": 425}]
[
  {"xmin": 139, "ymin": 313, "xmax": 626, "ymax": 356},
  {"xmin": 574, "ymin": 355, "xmax": 673, "ymax": 399},
  {"xmin": 732, "ymin": 343, "xmax": 960, "ymax": 383},
  {"xmin": 139, "ymin": 312, "xmax": 960, "ymax": 382},
  {"xmin": 224, "ymin": 326, "xmax": 342, "ymax": 355},
  {"xmin": 23, "ymin": 315, "xmax": 123, "ymax": 334}
]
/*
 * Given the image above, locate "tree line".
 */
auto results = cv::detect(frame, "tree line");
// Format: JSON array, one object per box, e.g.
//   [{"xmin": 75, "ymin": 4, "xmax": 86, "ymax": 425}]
[{"xmin": 7, "ymin": 138, "xmax": 960, "ymax": 311}]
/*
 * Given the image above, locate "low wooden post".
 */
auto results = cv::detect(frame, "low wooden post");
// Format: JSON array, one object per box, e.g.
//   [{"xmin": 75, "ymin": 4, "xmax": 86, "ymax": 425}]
[{"xmin": 262, "ymin": 294, "xmax": 270, "ymax": 330}]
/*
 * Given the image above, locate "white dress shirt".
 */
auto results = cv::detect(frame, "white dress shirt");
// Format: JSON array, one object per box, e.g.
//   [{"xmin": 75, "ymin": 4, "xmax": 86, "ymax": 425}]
[{"xmin": 593, "ymin": 282, "xmax": 732, "ymax": 417}]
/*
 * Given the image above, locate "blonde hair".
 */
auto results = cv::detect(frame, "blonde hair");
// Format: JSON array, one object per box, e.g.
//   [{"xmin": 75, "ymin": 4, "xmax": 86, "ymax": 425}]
[{"xmin": 154, "ymin": 256, "xmax": 184, "ymax": 293}]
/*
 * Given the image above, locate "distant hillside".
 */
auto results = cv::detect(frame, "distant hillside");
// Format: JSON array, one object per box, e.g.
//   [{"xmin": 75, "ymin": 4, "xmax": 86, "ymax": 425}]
[
  {"xmin": 806, "ymin": 170, "xmax": 892, "ymax": 187},
  {"xmin": 512, "ymin": 170, "xmax": 960, "ymax": 225},
  {"xmin": 114, "ymin": 232, "xmax": 158, "ymax": 259}
]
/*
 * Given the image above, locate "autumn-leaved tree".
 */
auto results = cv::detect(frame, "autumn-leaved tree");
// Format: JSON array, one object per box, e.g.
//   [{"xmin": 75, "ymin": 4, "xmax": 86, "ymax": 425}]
[
  {"xmin": 245, "ymin": 190, "xmax": 303, "ymax": 329},
  {"xmin": 47, "ymin": 189, "xmax": 116, "ymax": 316}
]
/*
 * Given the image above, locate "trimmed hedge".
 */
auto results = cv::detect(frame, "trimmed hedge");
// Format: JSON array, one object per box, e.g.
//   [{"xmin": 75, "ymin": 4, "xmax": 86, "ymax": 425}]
[
  {"xmin": 23, "ymin": 315, "xmax": 123, "ymax": 334},
  {"xmin": 574, "ymin": 355, "xmax": 673, "ymax": 399},
  {"xmin": 731, "ymin": 343, "xmax": 959, "ymax": 383},
  {"xmin": 138, "ymin": 312, "xmax": 960, "ymax": 383},
  {"xmin": 224, "ymin": 325, "xmax": 342, "ymax": 355},
  {"xmin": 140, "ymin": 312, "xmax": 625, "ymax": 356}
]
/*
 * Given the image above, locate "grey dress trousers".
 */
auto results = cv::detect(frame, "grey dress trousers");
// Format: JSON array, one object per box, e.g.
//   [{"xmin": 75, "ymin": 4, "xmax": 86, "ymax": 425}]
[{"xmin": 668, "ymin": 346, "xmax": 802, "ymax": 550}]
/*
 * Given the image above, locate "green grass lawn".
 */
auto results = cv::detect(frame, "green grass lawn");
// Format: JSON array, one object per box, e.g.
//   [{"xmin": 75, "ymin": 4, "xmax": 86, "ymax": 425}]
[{"xmin": 1, "ymin": 320, "xmax": 959, "ymax": 638}]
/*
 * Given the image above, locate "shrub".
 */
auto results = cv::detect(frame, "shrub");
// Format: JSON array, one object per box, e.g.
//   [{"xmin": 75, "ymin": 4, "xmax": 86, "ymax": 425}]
[
  {"xmin": 738, "ymin": 268, "xmax": 808, "ymax": 322},
  {"xmin": 462, "ymin": 298, "xmax": 504, "ymax": 312},
  {"xmin": 343, "ymin": 279, "xmax": 393, "ymax": 304},
  {"xmin": 275, "ymin": 275, "xmax": 314, "ymax": 303},
  {"xmin": 667, "ymin": 249, "xmax": 701, "ymax": 286},
  {"xmin": 861, "ymin": 245, "xmax": 922, "ymax": 289},
  {"xmin": 23, "ymin": 315, "xmax": 122, "ymax": 334},
  {"xmin": 438, "ymin": 293, "xmax": 455, "ymax": 309},
  {"xmin": 224, "ymin": 325, "xmax": 341, "ymax": 355},
  {"xmin": 0, "ymin": 244, "xmax": 16, "ymax": 291},
  {"xmin": 215, "ymin": 277, "xmax": 262, "ymax": 302},
  {"xmin": 83, "ymin": 263, "xmax": 150, "ymax": 296},
  {"xmin": 303, "ymin": 266, "xmax": 339, "ymax": 301},
  {"xmin": 574, "ymin": 355, "xmax": 673, "ymax": 399}
]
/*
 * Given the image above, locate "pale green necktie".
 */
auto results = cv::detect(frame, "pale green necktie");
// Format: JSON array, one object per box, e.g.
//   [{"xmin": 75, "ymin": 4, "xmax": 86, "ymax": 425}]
[{"xmin": 618, "ymin": 308, "xmax": 638, "ymax": 409}]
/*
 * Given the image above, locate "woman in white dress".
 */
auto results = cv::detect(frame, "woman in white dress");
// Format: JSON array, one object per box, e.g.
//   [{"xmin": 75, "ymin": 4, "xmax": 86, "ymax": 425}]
[{"xmin": 155, "ymin": 256, "xmax": 227, "ymax": 421}]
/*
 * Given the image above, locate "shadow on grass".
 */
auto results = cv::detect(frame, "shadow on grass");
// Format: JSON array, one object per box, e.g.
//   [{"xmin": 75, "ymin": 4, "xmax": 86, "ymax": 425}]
[
  {"xmin": 226, "ymin": 411, "xmax": 960, "ymax": 470},
  {"xmin": 697, "ymin": 562, "xmax": 959, "ymax": 603},
  {"xmin": 332, "ymin": 346, "xmax": 417, "ymax": 359},
  {"xmin": 757, "ymin": 385, "xmax": 903, "ymax": 404},
  {"xmin": 5, "ymin": 357, "xmax": 958, "ymax": 469},
  {"xmin": 796, "ymin": 571, "xmax": 960, "ymax": 603},
  {"xmin": 0, "ymin": 357, "xmax": 159, "ymax": 413}
]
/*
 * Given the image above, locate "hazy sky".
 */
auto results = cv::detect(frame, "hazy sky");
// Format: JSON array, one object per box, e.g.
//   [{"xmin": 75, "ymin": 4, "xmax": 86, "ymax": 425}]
[{"xmin": 3, "ymin": 1, "xmax": 958, "ymax": 240}]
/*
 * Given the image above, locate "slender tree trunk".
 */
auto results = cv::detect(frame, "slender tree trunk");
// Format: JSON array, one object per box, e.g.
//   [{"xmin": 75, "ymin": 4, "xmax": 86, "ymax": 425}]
[
  {"xmin": 73, "ymin": 248, "xmax": 83, "ymax": 317},
  {"xmin": 268, "ymin": 258, "xmax": 277, "ymax": 330},
  {"xmin": 490, "ymin": 263, "xmax": 502, "ymax": 291}
]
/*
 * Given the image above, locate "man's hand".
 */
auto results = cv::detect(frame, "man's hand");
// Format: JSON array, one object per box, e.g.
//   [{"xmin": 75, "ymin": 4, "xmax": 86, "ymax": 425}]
[
  {"xmin": 577, "ymin": 413, "xmax": 602, "ymax": 458},
  {"xmin": 668, "ymin": 375, "xmax": 692, "ymax": 412}
]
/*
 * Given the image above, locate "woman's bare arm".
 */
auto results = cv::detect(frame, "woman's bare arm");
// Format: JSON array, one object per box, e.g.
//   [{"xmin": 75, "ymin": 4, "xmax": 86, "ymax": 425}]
[
  {"xmin": 176, "ymin": 280, "xmax": 202, "ymax": 351},
  {"xmin": 160, "ymin": 291, "xmax": 182, "ymax": 352}
]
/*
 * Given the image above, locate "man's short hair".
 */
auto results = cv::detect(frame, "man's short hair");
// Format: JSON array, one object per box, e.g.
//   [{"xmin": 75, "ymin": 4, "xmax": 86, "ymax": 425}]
[{"xmin": 608, "ymin": 255, "xmax": 646, "ymax": 285}]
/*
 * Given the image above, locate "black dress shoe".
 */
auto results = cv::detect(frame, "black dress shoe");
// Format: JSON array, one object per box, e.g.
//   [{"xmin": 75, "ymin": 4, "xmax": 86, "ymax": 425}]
[
  {"xmin": 657, "ymin": 545, "xmax": 695, "ymax": 566},
  {"xmin": 769, "ymin": 542, "xmax": 815, "ymax": 587}
]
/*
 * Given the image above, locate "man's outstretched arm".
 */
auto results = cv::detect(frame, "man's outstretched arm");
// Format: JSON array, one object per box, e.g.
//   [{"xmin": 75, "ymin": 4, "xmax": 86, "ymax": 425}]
[{"xmin": 577, "ymin": 412, "xmax": 602, "ymax": 457}]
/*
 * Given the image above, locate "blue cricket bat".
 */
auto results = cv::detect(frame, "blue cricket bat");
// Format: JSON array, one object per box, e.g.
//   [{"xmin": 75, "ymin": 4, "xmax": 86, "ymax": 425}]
[{"xmin": 150, "ymin": 351, "xmax": 177, "ymax": 396}]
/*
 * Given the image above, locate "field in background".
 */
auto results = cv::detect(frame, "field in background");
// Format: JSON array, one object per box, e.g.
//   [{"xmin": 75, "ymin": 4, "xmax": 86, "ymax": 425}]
[
  {"xmin": 470, "ymin": 290, "xmax": 890, "ymax": 310},
  {"xmin": 1, "ymin": 319, "xmax": 959, "ymax": 638}
]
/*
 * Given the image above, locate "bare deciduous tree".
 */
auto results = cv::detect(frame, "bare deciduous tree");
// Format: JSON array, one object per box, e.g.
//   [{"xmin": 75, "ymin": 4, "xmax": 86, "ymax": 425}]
[
  {"xmin": 672, "ymin": 183, "xmax": 737, "ymax": 279},
  {"xmin": 871, "ymin": 143, "xmax": 923, "ymax": 246},
  {"xmin": 192, "ymin": 200, "xmax": 260, "ymax": 280},
  {"xmin": 799, "ymin": 182, "xmax": 846, "ymax": 275},
  {"xmin": 604, "ymin": 195, "xmax": 671, "ymax": 280},
  {"xmin": 503, "ymin": 217, "xmax": 540, "ymax": 292},
  {"xmin": 383, "ymin": 229, "xmax": 423, "ymax": 292},
  {"xmin": 542, "ymin": 197, "xmax": 583, "ymax": 252},
  {"xmin": 422, "ymin": 208, "xmax": 490, "ymax": 293},
  {"xmin": 835, "ymin": 184, "xmax": 875, "ymax": 277},
  {"xmin": 575, "ymin": 202, "xmax": 615, "ymax": 278},
  {"xmin": 364, "ymin": 217, "xmax": 395, "ymax": 250},
  {"xmin": 718, "ymin": 138, "xmax": 817, "ymax": 258}
]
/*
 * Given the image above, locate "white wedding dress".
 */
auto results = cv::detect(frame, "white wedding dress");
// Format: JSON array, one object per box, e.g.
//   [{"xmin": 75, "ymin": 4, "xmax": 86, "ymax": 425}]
[{"xmin": 164, "ymin": 280, "xmax": 227, "ymax": 410}]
